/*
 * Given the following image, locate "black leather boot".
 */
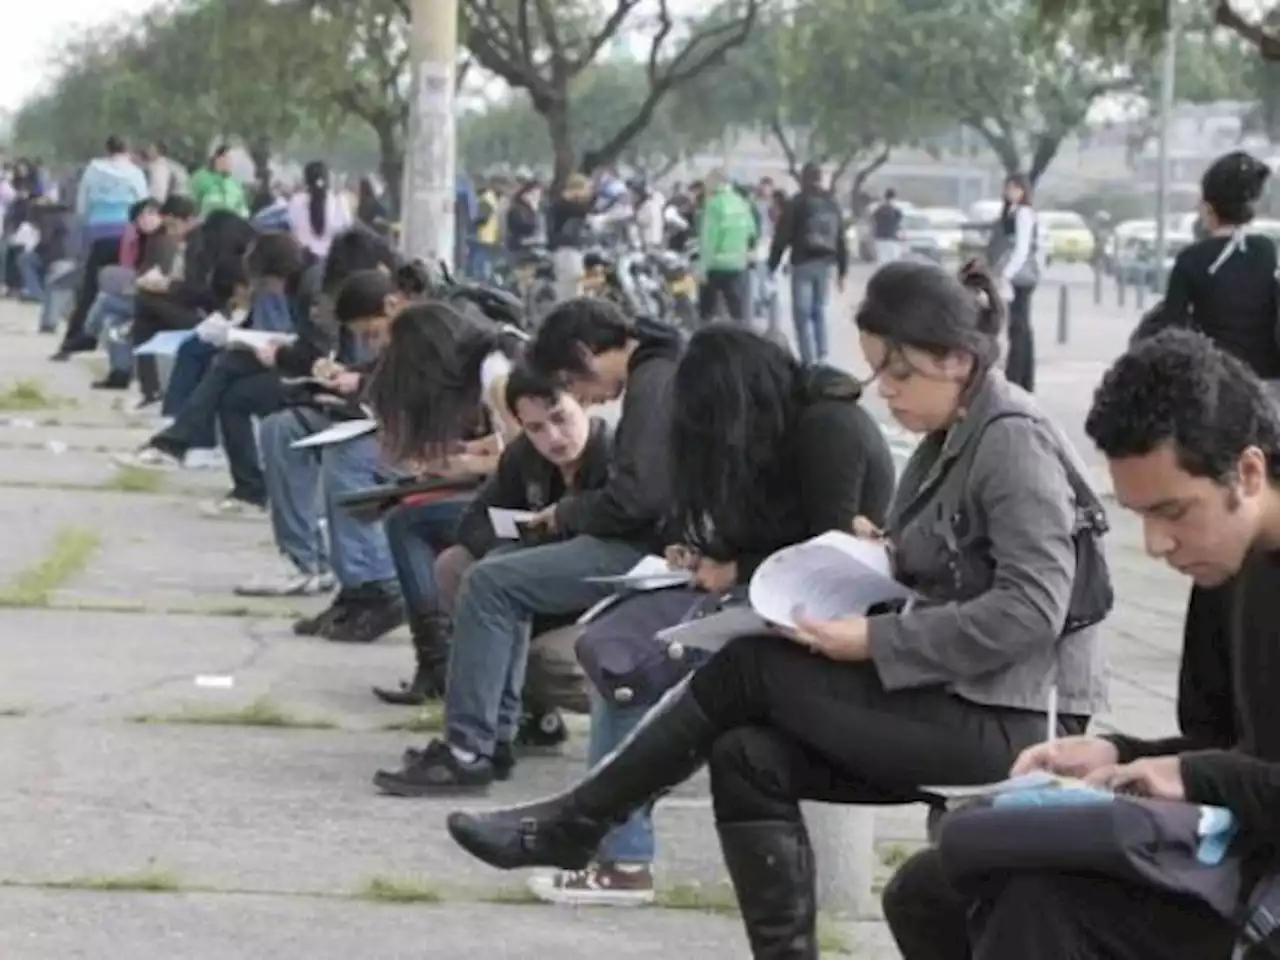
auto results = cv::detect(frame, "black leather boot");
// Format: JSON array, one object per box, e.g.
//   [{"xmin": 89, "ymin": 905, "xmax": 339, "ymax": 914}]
[
  {"xmin": 718, "ymin": 820, "xmax": 819, "ymax": 960},
  {"xmin": 446, "ymin": 677, "xmax": 716, "ymax": 871},
  {"xmin": 372, "ymin": 613, "xmax": 451, "ymax": 704}
]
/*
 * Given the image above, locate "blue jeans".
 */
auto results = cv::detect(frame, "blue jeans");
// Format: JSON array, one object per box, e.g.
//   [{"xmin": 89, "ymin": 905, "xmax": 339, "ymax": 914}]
[
  {"xmin": 16, "ymin": 247, "xmax": 43, "ymax": 300},
  {"xmin": 163, "ymin": 337, "xmax": 218, "ymax": 427},
  {"xmin": 444, "ymin": 535, "xmax": 645, "ymax": 756},
  {"xmin": 790, "ymin": 260, "xmax": 832, "ymax": 363},
  {"xmin": 384, "ymin": 498, "xmax": 471, "ymax": 616},
  {"xmin": 39, "ymin": 261, "xmax": 78, "ymax": 334},
  {"xmin": 467, "ymin": 243, "xmax": 498, "ymax": 282},
  {"xmin": 86, "ymin": 292, "xmax": 136, "ymax": 377},
  {"xmin": 259, "ymin": 409, "xmax": 330, "ymax": 575},
  {"xmin": 591, "ymin": 691, "xmax": 656, "ymax": 863},
  {"xmin": 321, "ymin": 434, "xmax": 398, "ymax": 588}
]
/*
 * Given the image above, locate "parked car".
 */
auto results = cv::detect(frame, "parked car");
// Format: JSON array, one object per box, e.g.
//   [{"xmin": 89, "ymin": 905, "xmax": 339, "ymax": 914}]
[
  {"xmin": 960, "ymin": 199, "xmax": 1004, "ymax": 257},
  {"xmin": 1039, "ymin": 210, "xmax": 1095, "ymax": 264},
  {"xmin": 1102, "ymin": 219, "xmax": 1156, "ymax": 276},
  {"xmin": 914, "ymin": 207, "xmax": 968, "ymax": 258}
]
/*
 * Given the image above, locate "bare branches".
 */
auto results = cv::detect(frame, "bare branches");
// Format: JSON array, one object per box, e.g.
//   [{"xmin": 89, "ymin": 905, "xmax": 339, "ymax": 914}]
[{"xmin": 1215, "ymin": 0, "xmax": 1280, "ymax": 59}]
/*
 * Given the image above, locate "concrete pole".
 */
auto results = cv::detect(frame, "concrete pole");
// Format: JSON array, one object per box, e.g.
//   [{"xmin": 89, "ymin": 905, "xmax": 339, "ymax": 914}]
[
  {"xmin": 1152, "ymin": 1, "xmax": 1178, "ymax": 290},
  {"xmin": 402, "ymin": 0, "xmax": 459, "ymax": 268}
]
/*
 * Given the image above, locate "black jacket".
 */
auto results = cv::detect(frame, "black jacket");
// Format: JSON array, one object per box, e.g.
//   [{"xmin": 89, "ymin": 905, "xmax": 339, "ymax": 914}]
[
  {"xmin": 1106, "ymin": 554, "xmax": 1280, "ymax": 855},
  {"xmin": 455, "ymin": 418, "xmax": 613, "ymax": 559},
  {"xmin": 769, "ymin": 188, "xmax": 849, "ymax": 277},
  {"xmin": 696, "ymin": 365, "xmax": 896, "ymax": 578},
  {"xmin": 554, "ymin": 319, "xmax": 682, "ymax": 545}
]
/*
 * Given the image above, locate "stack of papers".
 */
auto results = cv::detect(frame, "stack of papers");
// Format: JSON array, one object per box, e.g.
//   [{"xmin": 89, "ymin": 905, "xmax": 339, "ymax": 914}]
[{"xmin": 226, "ymin": 329, "xmax": 297, "ymax": 350}]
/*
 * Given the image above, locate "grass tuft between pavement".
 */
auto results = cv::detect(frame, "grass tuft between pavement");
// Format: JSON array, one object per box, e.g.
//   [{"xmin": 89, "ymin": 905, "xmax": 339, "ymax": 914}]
[
  {"xmin": 0, "ymin": 526, "xmax": 100, "ymax": 607},
  {"xmin": 129, "ymin": 697, "xmax": 338, "ymax": 730}
]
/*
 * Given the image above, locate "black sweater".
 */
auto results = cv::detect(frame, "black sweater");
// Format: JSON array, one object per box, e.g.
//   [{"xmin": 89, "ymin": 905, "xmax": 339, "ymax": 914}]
[
  {"xmin": 695, "ymin": 365, "xmax": 895, "ymax": 578},
  {"xmin": 455, "ymin": 419, "xmax": 613, "ymax": 559},
  {"xmin": 1161, "ymin": 234, "xmax": 1280, "ymax": 379},
  {"xmin": 554, "ymin": 319, "xmax": 683, "ymax": 545},
  {"xmin": 1107, "ymin": 551, "xmax": 1280, "ymax": 851}
]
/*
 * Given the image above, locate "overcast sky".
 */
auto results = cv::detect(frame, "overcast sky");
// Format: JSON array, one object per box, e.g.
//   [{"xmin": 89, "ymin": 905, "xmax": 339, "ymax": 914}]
[{"xmin": 1, "ymin": 0, "xmax": 150, "ymax": 111}]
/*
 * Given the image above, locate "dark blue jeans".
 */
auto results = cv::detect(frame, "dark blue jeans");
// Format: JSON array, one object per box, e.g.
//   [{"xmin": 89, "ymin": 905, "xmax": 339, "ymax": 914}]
[{"xmin": 383, "ymin": 498, "xmax": 472, "ymax": 616}]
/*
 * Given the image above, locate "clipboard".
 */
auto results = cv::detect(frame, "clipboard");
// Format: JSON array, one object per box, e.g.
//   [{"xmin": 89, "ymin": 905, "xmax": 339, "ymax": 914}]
[{"xmin": 335, "ymin": 473, "xmax": 486, "ymax": 522}]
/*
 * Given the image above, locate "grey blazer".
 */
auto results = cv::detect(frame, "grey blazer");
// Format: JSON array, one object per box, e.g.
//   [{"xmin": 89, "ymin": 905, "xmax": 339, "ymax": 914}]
[{"xmin": 866, "ymin": 371, "xmax": 1109, "ymax": 717}]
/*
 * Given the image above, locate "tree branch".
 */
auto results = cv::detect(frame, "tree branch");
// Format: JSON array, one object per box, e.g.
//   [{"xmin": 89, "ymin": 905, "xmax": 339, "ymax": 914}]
[{"xmin": 1216, "ymin": 0, "xmax": 1280, "ymax": 60}]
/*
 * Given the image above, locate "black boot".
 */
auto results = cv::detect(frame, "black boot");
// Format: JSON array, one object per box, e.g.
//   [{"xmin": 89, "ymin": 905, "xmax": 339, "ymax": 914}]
[
  {"xmin": 718, "ymin": 821, "xmax": 818, "ymax": 959},
  {"xmin": 446, "ymin": 678, "xmax": 716, "ymax": 871},
  {"xmin": 373, "ymin": 614, "xmax": 451, "ymax": 705}
]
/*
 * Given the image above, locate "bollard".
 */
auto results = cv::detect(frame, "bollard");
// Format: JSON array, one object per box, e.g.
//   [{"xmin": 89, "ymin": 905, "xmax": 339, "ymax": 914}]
[
  {"xmin": 1057, "ymin": 284, "xmax": 1069, "ymax": 345},
  {"xmin": 804, "ymin": 801, "xmax": 877, "ymax": 917},
  {"xmin": 1093, "ymin": 266, "xmax": 1102, "ymax": 306},
  {"xmin": 1135, "ymin": 278, "xmax": 1146, "ymax": 311},
  {"xmin": 1116, "ymin": 278, "xmax": 1126, "ymax": 308}
]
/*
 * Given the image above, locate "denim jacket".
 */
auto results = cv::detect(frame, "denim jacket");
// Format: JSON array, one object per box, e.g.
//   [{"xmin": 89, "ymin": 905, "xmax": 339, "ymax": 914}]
[{"xmin": 866, "ymin": 371, "xmax": 1109, "ymax": 717}]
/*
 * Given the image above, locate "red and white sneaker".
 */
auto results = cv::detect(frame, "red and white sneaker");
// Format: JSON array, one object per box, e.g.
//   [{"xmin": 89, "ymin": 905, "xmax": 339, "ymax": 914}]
[{"xmin": 527, "ymin": 862, "xmax": 655, "ymax": 907}]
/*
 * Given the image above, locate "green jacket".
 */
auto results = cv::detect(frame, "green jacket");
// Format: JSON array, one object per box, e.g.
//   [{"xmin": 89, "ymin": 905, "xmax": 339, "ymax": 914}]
[
  {"xmin": 698, "ymin": 184, "xmax": 755, "ymax": 273},
  {"xmin": 190, "ymin": 168, "xmax": 249, "ymax": 218}
]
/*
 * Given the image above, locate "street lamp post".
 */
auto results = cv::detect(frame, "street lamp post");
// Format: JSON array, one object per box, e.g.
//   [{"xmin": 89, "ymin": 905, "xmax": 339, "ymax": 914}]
[
  {"xmin": 402, "ymin": 0, "xmax": 460, "ymax": 268},
  {"xmin": 1152, "ymin": 0, "xmax": 1178, "ymax": 290}
]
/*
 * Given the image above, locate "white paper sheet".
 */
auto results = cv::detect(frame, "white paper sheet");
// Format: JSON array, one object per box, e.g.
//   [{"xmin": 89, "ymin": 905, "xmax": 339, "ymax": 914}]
[
  {"xmin": 289, "ymin": 418, "xmax": 378, "ymax": 449},
  {"xmin": 488, "ymin": 507, "xmax": 538, "ymax": 540},
  {"xmin": 134, "ymin": 330, "xmax": 195, "ymax": 356},
  {"xmin": 656, "ymin": 605, "xmax": 772, "ymax": 653},
  {"xmin": 225, "ymin": 328, "xmax": 297, "ymax": 350},
  {"xmin": 921, "ymin": 772, "xmax": 1075, "ymax": 800},
  {"xmin": 584, "ymin": 555, "xmax": 692, "ymax": 591},
  {"xmin": 747, "ymin": 530, "xmax": 913, "ymax": 630}
]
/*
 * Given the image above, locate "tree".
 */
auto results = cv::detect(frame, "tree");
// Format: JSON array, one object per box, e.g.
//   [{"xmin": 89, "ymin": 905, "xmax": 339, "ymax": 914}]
[
  {"xmin": 682, "ymin": 0, "xmax": 947, "ymax": 191},
  {"xmin": 460, "ymin": 0, "xmax": 764, "ymax": 188},
  {"xmin": 459, "ymin": 61, "xmax": 727, "ymax": 178},
  {"xmin": 1034, "ymin": 0, "xmax": 1280, "ymax": 60},
  {"xmin": 911, "ymin": 0, "xmax": 1138, "ymax": 183}
]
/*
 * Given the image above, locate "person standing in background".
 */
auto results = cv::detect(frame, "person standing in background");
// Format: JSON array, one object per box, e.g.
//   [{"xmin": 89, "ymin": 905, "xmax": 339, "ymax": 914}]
[
  {"xmin": 189, "ymin": 145, "xmax": 249, "ymax": 218},
  {"xmin": 469, "ymin": 177, "xmax": 503, "ymax": 283},
  {"xmin": 548, "ymin": 175, "xmax": 594, "ymax": 301},
  {"xmin": 696, "ymin": 169, "xmax": 755, "ymax": 324},
  {"xmin": 144, "ymin": 142, "xmax": 189, "ymax": 204},
  {"xmin": 871, "ymin": 188, "xmax": 904, "ymax": 263},
  {"xmin": 288, "ymin": 161, "xmax": 352, "ymax": 260},
  {"xmin": 768, "ymin": 162, "xmax": 848, "ymax": 361},
  {"xmin": 997, "ymin": 173, "xmax": 1039, "ymax": 393},
  {"xmin": 53, "ymin": 136, "xmax": 147, "ymax": 360}
]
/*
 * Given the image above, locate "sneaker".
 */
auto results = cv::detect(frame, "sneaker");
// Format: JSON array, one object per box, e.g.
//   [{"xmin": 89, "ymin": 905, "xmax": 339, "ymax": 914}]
[
  {"xmin": 325, "ymin": 594, "xmax": 405, "ymax": 644},
  {"xmin": 112, "ymin": 447, "xmax": 184, "ymax": 471},
  {"xmin": 133, "ymin": 394, "xmax": 161, "ymax": 411},
  {"xmin": 92, "ymin": 372, "xmax": 131, "ymax": 391},
  {"xmin": 184, "ymin": 448, "xmax": 226, "ymax": 471},
  {"xmin": 373, "ymin": 739, "xmax": 493, "ymax": 797},
  {"xmin": 514, "ymin": 709, "xmax": 569, "ymax": 753},
  {"xmin": 200, "ymin": 497, "xmax": 267, "ymax": 519},
  {"xmin": 527, "ymin": 863, "xmax": 656, "ymax": 907},
  {"xmin": 236, "ymin": 562, "xmax": 336, "ymax": 598}
]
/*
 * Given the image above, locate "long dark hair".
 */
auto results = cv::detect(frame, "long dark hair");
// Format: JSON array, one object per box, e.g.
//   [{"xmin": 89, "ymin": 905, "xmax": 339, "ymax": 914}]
[
  {"xmin": 669, "ymin": 325, "xmax": 802, "ymax": 553},
  {"xmin": 365, "ymin": 300, "xmax": 503, "ymax": 461},
  {"xmin": 304, "ymin": 160, "xmax": 329, "ymax": 236}
]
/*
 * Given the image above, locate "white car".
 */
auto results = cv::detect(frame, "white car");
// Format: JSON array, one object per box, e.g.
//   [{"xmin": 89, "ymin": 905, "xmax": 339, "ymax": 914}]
[{"xmin": 914, "ymin": 207, "xmax": 968, "ymax": 257}]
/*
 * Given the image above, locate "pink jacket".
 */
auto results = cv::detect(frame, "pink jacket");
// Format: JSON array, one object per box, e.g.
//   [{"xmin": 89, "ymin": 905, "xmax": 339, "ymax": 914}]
[{"xmin": 118, "ymin": 224, "xmax": 140, "ymax": 268}]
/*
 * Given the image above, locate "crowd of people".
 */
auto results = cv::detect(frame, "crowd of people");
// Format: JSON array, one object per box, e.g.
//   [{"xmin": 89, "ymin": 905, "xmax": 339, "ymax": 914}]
[{"xmin": 10, "ymin": 132, "xmax": 1280, "ymax": 959}]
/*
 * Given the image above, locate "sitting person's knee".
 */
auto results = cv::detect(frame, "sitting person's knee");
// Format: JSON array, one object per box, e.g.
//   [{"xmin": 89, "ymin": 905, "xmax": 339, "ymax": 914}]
[
  {"xmin": 707, "ymin": 725, "xmax": 797, "ymax": 822},
  {"xmin": 433, "ymin": 544, "xmax": 476, "ymax": 615}
]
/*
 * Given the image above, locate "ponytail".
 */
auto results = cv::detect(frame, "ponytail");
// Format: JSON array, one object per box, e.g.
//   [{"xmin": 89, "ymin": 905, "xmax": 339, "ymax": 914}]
[{"xmin": 303, "ymin": 160, "xmax": 329, "ymax": 236}]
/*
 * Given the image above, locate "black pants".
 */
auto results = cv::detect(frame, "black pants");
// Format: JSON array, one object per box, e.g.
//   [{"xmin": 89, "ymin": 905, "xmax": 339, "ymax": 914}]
[
  {"xmin": 61, "ymin": 236, "xmax": 123, "ymax": 349},
  {"xmin": 883, "ymin": 847, "xmax": 1236, "ymax": 960},
  {"xmin": 131, "ymin": 291, "xmax": 202, "ymax": 399},
  {"xmin": 698, "ymin": 269, "xmax": 748, "ymax": 325},
  {"xmin": 687, "ymin": 636, "xmax": 1058, "ymax": 824},
  {"xmin": 1004, "ymin": 285, "xmax": 1035, "ymax": 392}
]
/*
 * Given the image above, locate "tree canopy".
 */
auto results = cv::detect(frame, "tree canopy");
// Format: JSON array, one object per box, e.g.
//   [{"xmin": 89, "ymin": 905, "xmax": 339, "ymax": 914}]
[{"xmin": 1034, "ymin": 0, "xmax": 1280, "ymax": 59}]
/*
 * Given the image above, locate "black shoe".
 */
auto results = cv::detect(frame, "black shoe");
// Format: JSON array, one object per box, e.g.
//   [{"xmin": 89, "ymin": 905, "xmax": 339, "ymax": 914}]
[
  {"xmin": 326, "ymin": 593, "xmax": 404, "ymax": 644},
  {"xmin": 401, "ymin": 740, "xmax": 515, "ymax": 782},
  {"xmin": 374, "ymin": 739, "xmax": 494, "ymax": 797},
  {"xmin": 92, "ymin": 372, "xmax": 132, "ymax": 390},
  {"xmin": 293, "ymin": 593, "xmax": 352, "ymax": 637},
  {"xmin": 446, "ymin": 681, "xmax": 716, "ymax": 871},
  {"xmin": 372, "ymin": 613, "xmax": 450, "ymax": 705},
  {"xmin": 718, "ymin": 821, "xmax": 818, "ymax": 959},
  {"xmin": 514, "ymin": 708, "xmax": 569, "ymax": 752}
]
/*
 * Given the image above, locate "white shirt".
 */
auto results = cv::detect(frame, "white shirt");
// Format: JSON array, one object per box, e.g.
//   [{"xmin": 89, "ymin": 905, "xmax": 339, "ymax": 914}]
[
  {"xmin": 1001, "ymin": 206, "xmax": 1038, "ymax": 283},
  {"xmin": 288, "ymin": 191, "xmax": 353, "ymax": 258}
]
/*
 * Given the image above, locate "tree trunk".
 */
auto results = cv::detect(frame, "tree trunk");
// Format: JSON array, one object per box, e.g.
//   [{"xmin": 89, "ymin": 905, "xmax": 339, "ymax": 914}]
[
  {"xmin": 376, "ymin": 122, "xmax": 404, "ymax": 219},
  {"xmin": 248, "ymin": 135, "xmax": 273, "ymax": 199},
  {"xmin": 540, "ymin": 100, "xmax": 575, "ymax": 195}
]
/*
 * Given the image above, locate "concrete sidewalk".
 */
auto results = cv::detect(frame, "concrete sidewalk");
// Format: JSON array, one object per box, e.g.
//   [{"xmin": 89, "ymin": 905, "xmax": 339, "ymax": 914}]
[{"xmin": 0, "ymin": 293, "xmax": 1182, "ymax": 960}]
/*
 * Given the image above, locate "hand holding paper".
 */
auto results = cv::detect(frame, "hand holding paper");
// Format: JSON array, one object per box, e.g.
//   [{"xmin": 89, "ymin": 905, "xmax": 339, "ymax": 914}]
[{"xmin": 488, "ymin": 508, "xmax": 538, "ymax": 540}]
